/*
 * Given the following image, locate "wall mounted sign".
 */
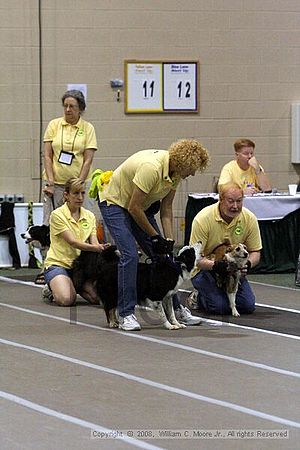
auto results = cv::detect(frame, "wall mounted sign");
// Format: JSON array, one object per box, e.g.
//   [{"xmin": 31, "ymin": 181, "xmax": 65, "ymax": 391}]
[
  {"xmin": 67, "ymin": 84, "xmax": 87, "ymax": 100},
  {"xmin": 124, "ymin": 60, "xmax": 199, "ymax": 113}
]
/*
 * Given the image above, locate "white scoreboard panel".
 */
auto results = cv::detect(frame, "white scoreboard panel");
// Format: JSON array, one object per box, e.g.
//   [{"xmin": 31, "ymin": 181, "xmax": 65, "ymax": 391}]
[{"xmin": 125, "ymin": 60, "xmax": 199, "ymax": 114}]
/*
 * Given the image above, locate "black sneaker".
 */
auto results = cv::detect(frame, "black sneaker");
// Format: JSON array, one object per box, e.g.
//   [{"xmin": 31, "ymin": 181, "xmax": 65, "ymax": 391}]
[{"xmin": 42, "ymin": 285, "xmax": 53, "ymax": 303}]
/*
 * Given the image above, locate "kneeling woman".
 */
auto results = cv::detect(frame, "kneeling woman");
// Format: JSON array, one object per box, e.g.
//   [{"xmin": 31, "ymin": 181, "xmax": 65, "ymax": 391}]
[{"xmin": 44, "ymin": 177, "xmax": 105, "ymax": 306}]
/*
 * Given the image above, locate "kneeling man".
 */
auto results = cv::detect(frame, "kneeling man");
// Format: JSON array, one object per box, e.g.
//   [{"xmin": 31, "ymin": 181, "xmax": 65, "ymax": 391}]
[{"xmin": 189, "ymin": 182, "xmax": 262, "ymax": 315}]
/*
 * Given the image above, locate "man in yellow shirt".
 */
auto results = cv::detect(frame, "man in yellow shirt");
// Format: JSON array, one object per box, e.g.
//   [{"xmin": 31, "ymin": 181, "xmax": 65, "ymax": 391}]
[
  {"xmin": 99, "ymin": 139, "xmax": 210, "ymax": 331},
  {"xmin": 218, "ymin": 138, "xmax": 272, "ymax": 196},
  {"xmin": 189, "ymin": 182, "xmax": 262, "ymax": 315}
]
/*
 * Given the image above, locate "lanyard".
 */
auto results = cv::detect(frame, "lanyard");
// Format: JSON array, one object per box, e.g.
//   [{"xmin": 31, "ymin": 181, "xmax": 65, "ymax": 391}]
[{"xmin": 61, "ymin": 126, "xmax": 79, "ymax": 152}]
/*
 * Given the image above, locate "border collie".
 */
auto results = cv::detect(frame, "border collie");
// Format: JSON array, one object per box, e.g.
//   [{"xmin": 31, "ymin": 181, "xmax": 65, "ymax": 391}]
[
  {"xmin": 21, "ymin": 224, "xmax": 50, "ymax": 261},
  {"xmin": 72, "ymin": 243, "xmax": 201, "ymax": 329}
]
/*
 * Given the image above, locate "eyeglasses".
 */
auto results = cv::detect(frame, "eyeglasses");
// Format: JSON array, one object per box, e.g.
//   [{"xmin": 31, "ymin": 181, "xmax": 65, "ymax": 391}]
[{"xmin": 63, "ymin": 103, "xmax": 79, "ymax": 110}]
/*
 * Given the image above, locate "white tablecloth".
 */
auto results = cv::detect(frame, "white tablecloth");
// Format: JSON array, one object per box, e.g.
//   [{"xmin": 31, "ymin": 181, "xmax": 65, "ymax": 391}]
[{"xmin": 189, "ymin": 193, "xmax": 300, "ymax": 221}]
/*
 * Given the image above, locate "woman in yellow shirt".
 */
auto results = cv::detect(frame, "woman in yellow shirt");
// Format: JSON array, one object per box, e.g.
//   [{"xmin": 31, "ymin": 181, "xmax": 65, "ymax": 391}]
[{"xmin": 43, "ymin": 178, "xmax": 105, "ymax": 306}]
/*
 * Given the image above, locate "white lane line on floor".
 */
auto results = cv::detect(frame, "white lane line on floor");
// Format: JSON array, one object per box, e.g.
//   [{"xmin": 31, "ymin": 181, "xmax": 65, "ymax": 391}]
[
  {"xmin": 179, "ymin": 288, "xmax": 300, "ymax": 314},
  {"xmin": 1, "ymin": 339, "xmax": 300, "ymax": 429},
  {"xmin": 2, "ymin": 299, "xmax": 300, "ymax": 344},
  {"xmin": 256, "ymin": 303, "xmax": 300, "ymax": 314},
  {"xmin": 1, "ymin": 276, "xmax": 300, "ymax": 315},
  {"xmin": 0, "ymin": 276, "xmax": 38, "ymax": 287},
  {"xmin": 249, "ymin": 281, "xmax": 299, "ymax": 291},
  {"xmin": 1, "ymin": 306, "xmax": 300, "ymax": 380},
  {"xmin": 0, "ymin": 390, "xmax": 164, "ymax": 450}
]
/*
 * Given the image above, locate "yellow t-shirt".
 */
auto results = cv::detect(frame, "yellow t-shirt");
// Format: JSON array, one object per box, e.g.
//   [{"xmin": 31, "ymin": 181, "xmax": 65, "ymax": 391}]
[
  {"xmin": 43, "ymin": 116, "xmax": 97, "ymax": 184},
  {"xmin": 100, "ymin": 150, "xmax": 180, "ymax": 210},
  {"xmin": 45, "ymin": 202, "xmax": 97, "ymax": 269},
  {"xmin": 189, "ymin": 202, "xmax": 262, "ymax": 257},
  {"xmin": 218, "ymin": 160, "xmax": 264, "ymax": 191}
]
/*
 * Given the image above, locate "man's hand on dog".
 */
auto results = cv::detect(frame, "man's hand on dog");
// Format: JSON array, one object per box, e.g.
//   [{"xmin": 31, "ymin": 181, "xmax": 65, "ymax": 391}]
[
  {"xmin": 151, "ymin": 235, "xmax": 175, "ymax": 255},
  {"xmin": 241, "ymin": 260, "xmax": 252, "ymax": 276}
]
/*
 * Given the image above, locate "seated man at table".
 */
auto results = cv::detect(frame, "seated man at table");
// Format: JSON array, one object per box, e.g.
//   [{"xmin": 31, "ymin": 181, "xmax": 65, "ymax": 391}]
[
  {"xmin": 189, "ymin": 182, "xmax": 262, "ymax": 315},
  {"xmin": 218, "ymin": 138, "xmax": 272, "ymax": 196}
]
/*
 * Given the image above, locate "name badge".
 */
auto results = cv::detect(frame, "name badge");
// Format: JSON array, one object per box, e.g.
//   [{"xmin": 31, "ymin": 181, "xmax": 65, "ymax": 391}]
[{"xmin": 58, "ymin": 150, "xmax": 74, "ymax": 165}]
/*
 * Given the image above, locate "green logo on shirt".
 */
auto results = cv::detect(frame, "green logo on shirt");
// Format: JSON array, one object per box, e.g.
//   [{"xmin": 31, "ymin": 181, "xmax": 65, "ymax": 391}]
[
  {"xmin": 234, "ymin": 226, "xmax": 242, "ymax": 235},
  {"xmin": 78, "ymin": 128, "xmax": 84, "ymax": 136},
  {"xmin": 81, "ymin": 222, "xmax": 89, "ymax": 229}
]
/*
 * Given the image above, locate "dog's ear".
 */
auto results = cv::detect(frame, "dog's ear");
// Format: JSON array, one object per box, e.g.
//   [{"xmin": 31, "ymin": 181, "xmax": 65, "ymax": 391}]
[{"xmin": 225, "ymin": 245, "xmax": 234, "ymax": 254}]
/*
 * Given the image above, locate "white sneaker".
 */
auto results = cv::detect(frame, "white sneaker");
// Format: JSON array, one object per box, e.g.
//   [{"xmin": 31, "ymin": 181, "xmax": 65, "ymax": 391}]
[
  {"xmin": 175, "ymin": 305, "xmax": 202, "ymax": 326},
  {"xmin": 119, "ymin": 314, "xmax": 141, "ymax": 331},
  {"xmin": 42, "ymin": 285, "xmax": 53, "ymax": 303}
]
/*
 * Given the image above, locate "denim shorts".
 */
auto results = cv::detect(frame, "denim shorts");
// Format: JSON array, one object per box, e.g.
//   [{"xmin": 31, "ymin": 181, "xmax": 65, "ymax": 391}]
[{"xmin": 44, "ymin": 265, "xmax": 73, "ymax": 284}]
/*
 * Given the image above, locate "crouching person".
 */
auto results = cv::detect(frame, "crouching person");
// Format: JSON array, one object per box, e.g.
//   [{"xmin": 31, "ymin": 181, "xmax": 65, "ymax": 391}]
[
  {"xmin": 43, "ymin": 178, "xmax": 105, "ymax": 306},
  {"xmin": 189, "ymin": 182, "xmax": 262, "ymax": 315}
]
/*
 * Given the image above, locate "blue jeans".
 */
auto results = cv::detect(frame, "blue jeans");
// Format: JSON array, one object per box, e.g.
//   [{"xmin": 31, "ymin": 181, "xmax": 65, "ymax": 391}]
[
  {"xmin": 99, "ymin": 201, "xmax": 180, "ymax": 317},
  {"xmin": 192, "ymin": 270, "xmax": 255, "ymax": 315}
]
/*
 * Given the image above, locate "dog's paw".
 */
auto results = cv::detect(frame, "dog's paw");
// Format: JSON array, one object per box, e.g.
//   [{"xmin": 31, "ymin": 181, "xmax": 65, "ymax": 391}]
[
  {"xmin": 163, "ymin": 321, "xmax": 180, "ymax": 330},
  {"xmin": 164, "ymin": 321, "xmax": 186, "ymax": 330},
  {"xmin": 109, "ymin": 321, "xmax": 119, "ymax": 328},
  {"xmin": 232, "ymin": 309, "xmax": 240, "ymax": 317},
  {"xmin": 172, "ymin": 323, "xmax": 187, "ymax": 329}
]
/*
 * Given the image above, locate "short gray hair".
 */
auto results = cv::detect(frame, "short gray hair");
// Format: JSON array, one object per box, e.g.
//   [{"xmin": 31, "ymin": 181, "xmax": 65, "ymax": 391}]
[{"xmin": 61, "ymin": 90, "xmax": 86, "ymax": 112}]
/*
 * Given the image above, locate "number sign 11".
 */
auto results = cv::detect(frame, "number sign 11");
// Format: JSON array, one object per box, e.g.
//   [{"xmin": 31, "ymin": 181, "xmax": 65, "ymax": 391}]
[
  {"xmin": 125, "ymin": 60, "xmax": 198, "ymax": 113},
  {"xmin": 125, "ymin": 62, "xmax": 162, "ymax": 113}
]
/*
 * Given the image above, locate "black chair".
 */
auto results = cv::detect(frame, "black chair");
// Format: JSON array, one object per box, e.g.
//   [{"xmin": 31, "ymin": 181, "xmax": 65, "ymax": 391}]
[{"xmin": 0, "ymin": 202, "xmax": 21, "ymax": 269}]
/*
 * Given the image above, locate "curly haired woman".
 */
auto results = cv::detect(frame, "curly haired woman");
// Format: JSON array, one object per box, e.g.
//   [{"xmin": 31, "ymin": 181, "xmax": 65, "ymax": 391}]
[{"xmin": 98, "ymin": 139, "xmax": 210, "ymax": 331}]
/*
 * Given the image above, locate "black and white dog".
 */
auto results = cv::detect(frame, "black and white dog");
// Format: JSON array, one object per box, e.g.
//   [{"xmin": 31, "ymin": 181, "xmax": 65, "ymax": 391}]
[
  {"xmin": 72, "ymin": 243, "xmax": 201, "ymax": 330},
  {"xmin": 21, "ymin": 225, "xmax": 50, "ymax": 261}
]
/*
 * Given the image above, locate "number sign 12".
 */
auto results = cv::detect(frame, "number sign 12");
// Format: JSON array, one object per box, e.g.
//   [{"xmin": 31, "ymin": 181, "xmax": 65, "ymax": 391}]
[{"xmin": 163, "ymin": 63, "xmax": 198, "ymax": 111}]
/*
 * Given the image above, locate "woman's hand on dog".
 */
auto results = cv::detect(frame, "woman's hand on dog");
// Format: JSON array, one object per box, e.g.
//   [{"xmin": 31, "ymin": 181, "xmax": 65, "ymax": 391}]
[
  {"xmin": 151, "ymin": 235, "xmax": 175, "ymax": 255},
  {"xmin": 90, "ymin": 243, "xmax": 107, "ymax": 252}
]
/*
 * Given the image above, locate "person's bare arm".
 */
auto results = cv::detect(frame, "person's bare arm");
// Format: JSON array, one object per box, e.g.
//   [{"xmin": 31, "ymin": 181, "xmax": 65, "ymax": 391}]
[
  {"xmin": 61, "ymin": 229, "xmax": 104, "ymax": 252},
  {"xmin": 248, "ymin": 156, "xmax": 272, "ymax": 192},
  {"xmin": 159, "ymin": 189, "xmax": 176, "ymax": 240},
  {"xmin": 79, "ymin": 149, "xmax": 96, "ymax": 182},
  {"xmin": 43, "ymin": 141, "xmax": 55, "ymax": 196},
  {"xmin": 247, "ymin": 250, "xmax": 261, "ymax": 268}
]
